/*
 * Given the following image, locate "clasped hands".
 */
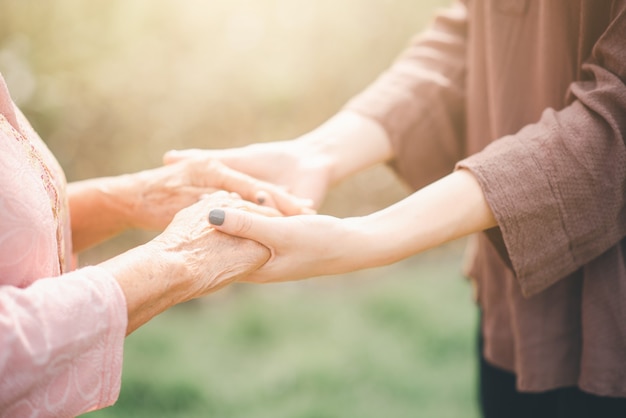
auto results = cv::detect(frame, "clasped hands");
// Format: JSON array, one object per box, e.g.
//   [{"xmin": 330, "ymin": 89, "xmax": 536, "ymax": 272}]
[
  {"xmin": 161, "ymin": 141, "xmax": 368, "ymax": 288},
  {"xmin": 107, "ymin": 112, "xmax": 494, "ymax": 335},
  {"xmin": 135, "ymin": 152, "xmax": 322, "ymax": 290},
  {"xmin": 127, "ymin": 146, "xmax": 333, "ymax": 297},
  {"xmin": 97, "ymin": 148, "xmax": 332, "ymax": 334},
  {"xmin": 160, "ymin": 129, "xmax": 496, "ymax": 291}
]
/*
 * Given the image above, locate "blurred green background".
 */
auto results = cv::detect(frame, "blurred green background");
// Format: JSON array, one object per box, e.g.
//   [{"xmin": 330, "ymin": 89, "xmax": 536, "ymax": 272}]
[{"xmin": 0, "ymin": 0, "xmax": 480, "ymax": 416}]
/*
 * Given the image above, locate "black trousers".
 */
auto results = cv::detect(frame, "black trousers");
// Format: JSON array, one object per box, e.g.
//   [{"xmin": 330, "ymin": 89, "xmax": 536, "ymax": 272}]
[{"xmin": 478, "ymin": 331, "xmax": 626, "ymax": 418}]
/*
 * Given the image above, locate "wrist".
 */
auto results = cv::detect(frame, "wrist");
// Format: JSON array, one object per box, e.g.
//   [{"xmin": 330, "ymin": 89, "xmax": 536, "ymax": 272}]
[
  {"xmin": 300, "ymin": 111, "xmax": 392, "ymax": 185},
  {"xmin": 361, "ymin": 212, "xmax": 406, "ymax": 267},
  {"xmin": 325, "ymin": 216, "xmax": 387, "ymax": 273}
]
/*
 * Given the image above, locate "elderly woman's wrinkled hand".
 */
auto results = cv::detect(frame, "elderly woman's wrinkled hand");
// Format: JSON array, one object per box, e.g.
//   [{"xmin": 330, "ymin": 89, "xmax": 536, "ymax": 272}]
[
  {"xmin": 121, "ymin": 157, "xmax": 314, "ymax": 231},
  {"xmin": 147, "ymin": 191, "xmax": 272, "ymax": 300}
]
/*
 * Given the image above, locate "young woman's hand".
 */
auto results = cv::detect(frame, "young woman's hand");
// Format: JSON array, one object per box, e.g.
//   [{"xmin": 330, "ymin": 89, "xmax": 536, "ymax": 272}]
[
  {"xmin": 205, "ymin": 208, "xmax": 369, "ymax": 284},
  {"xmin": 203, "ymin": 170, "xmax": 498, "ymax": 285},
  {"xmin": 163, "ymin": 110, "xmax": 394, "ymax": 211}
]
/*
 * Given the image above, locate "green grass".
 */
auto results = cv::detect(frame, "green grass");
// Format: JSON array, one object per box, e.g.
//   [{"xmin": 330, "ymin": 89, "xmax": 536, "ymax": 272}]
[{"xmin": 84, "ymin": 243, "xmax": 480, "ymax": 418}]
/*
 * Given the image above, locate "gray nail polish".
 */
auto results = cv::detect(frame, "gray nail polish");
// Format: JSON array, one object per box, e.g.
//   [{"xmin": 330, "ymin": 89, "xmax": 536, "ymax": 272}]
[
  {"xmin": 208, "ymin": 209, "xmax": 225, "ymax": 226},
  {"xmin": 257, "ymin": 196, "xmax": 266, "ymax": 205}
]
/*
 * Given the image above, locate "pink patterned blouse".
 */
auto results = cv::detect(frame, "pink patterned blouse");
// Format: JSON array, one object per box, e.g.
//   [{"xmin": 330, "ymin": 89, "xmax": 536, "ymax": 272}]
[{"xmin": 0, "ymin": 75, "xmax": 127, "ymax": 417}]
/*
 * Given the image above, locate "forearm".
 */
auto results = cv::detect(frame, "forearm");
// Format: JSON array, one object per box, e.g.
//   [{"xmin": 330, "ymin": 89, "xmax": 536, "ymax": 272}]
[
  {"xmin": 299, "ymin": 110, "xmax": 393, "ymax": 185},
  {"xmin": 99, "ymin": 242, "xmax": 187, "ymax": 335},
  {"xmin": 207, "ymin": 170, "xmax": 495, "ymax": 283},
  {"xmin": 352, "ymin": 169, "xmax": 496, "ymax": 269},
  {"xmin": 68, "ymin": 176, "xmax": 136, "ymax": 252}
]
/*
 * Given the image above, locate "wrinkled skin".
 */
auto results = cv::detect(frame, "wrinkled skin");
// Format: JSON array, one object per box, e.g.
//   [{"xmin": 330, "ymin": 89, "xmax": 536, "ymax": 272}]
[
  {"xmin": 148, "ymin": 191, "xmax": 273, "ymax": 299},
  {"xmin": 128, "ymin": 157, "xmax": 314, "ymax": 231}
]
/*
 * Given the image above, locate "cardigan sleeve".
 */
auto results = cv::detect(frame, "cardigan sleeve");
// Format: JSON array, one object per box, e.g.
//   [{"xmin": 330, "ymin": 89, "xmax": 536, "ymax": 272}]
[
  {"xmin": 343, "ymin": 0, "xmax": 468, "ymax": 190},
  {"xmin": 0, "ymin": 266, "xmax": 127, "ymax": 417},
  {"xmin": 456, "ymin": 2, "xmax": 626, "ymax": 297}
]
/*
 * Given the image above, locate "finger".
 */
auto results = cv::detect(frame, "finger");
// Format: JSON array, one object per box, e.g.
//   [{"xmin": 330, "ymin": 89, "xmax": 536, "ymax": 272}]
[
  {"xmin": 213, "ymin": 165, "xmax": 308, "ymax": 215},
  {"xmin": 185, "ymin": 157, "xmax": 314, "ymax": 215},
  {"xmin": 258, "ymin": 187, "xmax": 315, "ymax": 216},
  {"xmin": 215, "ymin": 164, "xmax": 269, "ymax": 201},
  {"xmin": 247, "ymin": 205, "xmax": 282, "ymax": 217},
  {"xmin": 253, "ymin": 191, "xmax": 310, "ymax": 216},
  {"xmin": 163, "ymin": 149, "xmax": 209, "ymax": 165},
  {"xmin": 254, "ymin": 190, "xmax": 275, "ymax": 207},
  {"xmin": 202, "ymin": 191, "xmax": 281, "ymax": 217},
  {"xmin": 289, "ymin": 167, "xmax": 329, "ymax": 210},
  {"xmin": 207, "ymin": 208, "xmax": 278, "ymax": 245},
  {"xmin": 208, "ymin": 189, "xmax": 230, "ymax": 199}
]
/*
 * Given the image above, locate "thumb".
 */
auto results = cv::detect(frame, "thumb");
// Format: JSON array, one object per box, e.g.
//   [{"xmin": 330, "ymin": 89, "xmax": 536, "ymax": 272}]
[
  {"xmin": 163, "ymin": 149, "xmax": 206, "ymax": 165},
  {"xmin": 207, "ymin": 208, "xmax": 275, "ymax": 244}
]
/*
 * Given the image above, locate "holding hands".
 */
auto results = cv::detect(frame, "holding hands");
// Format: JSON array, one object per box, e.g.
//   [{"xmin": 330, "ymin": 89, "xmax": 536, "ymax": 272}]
[
  {"xmin": 68, "ymin": 150, "xmax": 320, "ymax": 334},
  {"xmin": 162, "ymin": 112, "xmax": 495, "ymax": 287},
  {"xmin": 69, "ymin": 155, "xmax": 314, "ymax": 252},
  {"xmin": 204, "ymin": 169, "xmax": 496, "ymax": 285}
]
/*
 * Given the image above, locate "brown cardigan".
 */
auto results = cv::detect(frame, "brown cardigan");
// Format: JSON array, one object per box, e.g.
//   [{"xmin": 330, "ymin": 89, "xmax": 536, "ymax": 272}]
[{"xmin": 346, "ymin": 0, "xmax": 626, "ymax": 396}]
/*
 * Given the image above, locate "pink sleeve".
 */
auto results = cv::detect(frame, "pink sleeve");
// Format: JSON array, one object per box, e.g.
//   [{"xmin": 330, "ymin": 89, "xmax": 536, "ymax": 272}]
[{"xmin": 0, "ymin": 266, "xmax": 127, "ymax": 417}]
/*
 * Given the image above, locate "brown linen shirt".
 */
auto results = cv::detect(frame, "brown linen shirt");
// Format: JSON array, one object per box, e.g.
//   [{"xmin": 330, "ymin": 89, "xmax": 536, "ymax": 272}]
[{"xmin": 345, "ymin": 0, "xmax": 626, "ymax": 397}]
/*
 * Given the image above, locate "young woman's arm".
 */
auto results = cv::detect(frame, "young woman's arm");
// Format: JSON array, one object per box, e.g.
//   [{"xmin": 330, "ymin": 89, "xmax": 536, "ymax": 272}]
[
  {"xmin": 164, "ymin": 110, "xmax": 392, "ymax": 208},
  {"xmin": 206, "ymin": 169, "xmax": 496, "ymax": 283}
]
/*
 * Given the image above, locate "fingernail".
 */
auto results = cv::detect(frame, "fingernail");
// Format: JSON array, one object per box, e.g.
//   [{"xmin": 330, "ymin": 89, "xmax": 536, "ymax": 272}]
[
  {"xmin": 208, "ymin": 209, "xmax": 225, "ymax": 226},
  {"xmin": 256, "ymin": 191, "xmax": 268, "ymax": 205}
]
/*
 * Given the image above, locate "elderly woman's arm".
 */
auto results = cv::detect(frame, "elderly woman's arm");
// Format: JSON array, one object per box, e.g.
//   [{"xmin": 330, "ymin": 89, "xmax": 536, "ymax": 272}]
[{"xmin": 0, "ymin": 195, "xmax": 269, "ymax": 417}]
